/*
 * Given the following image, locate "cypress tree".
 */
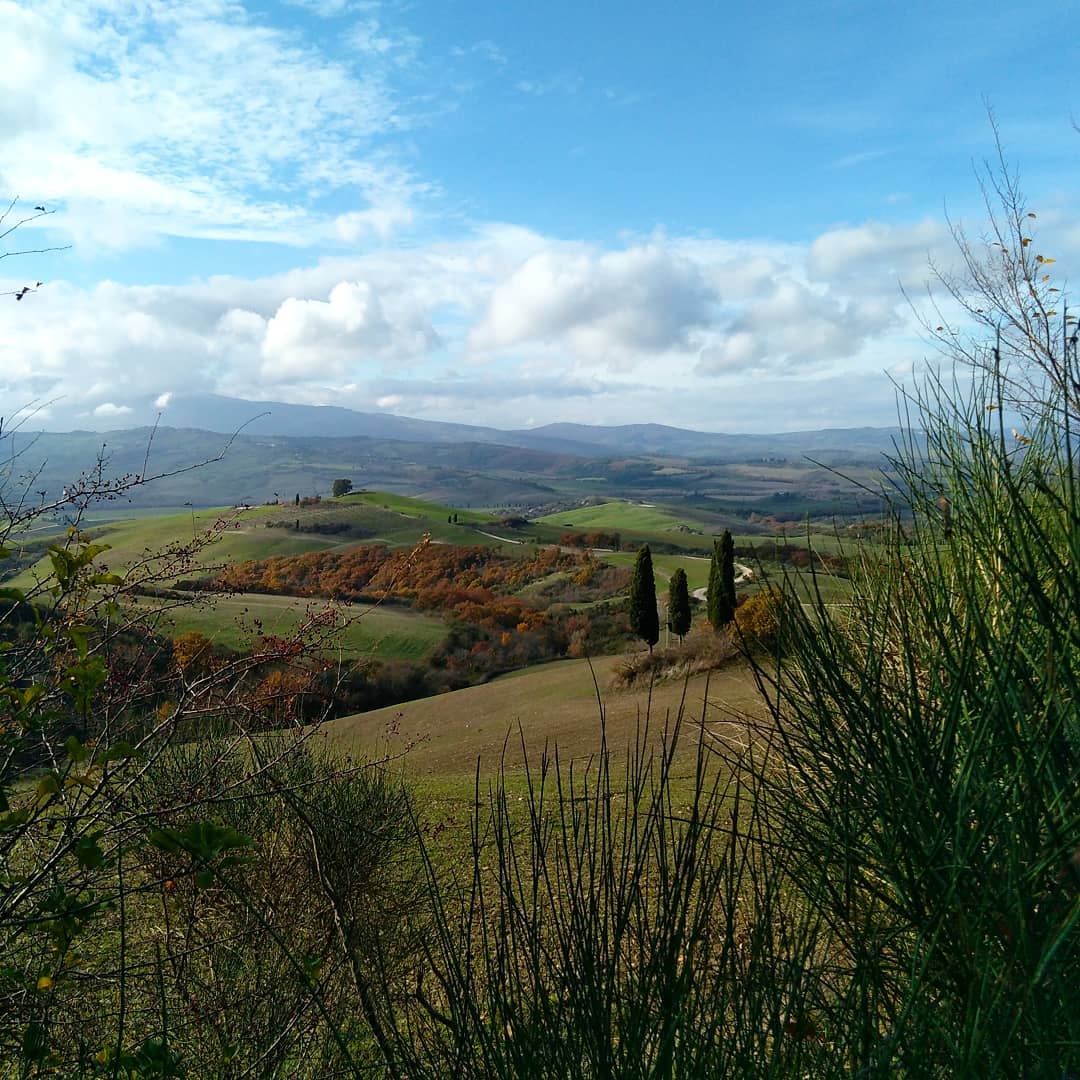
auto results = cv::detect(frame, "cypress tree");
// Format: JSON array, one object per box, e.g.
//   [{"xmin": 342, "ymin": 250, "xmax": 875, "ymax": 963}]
[
  {"xmin": 629, "ymin": 544, "xmax": 659, "ymax": 651},
  {"xmin": 668, "ymin": 567, "xmax": 691, "ymax": 641},
  {"xmin": 707, "ymin": 539, "xmax": 722, "ymax": 630},
  {"xmin": 718, "ymin": 529, "xmax": 737, "ymax": 626},
  {"xmin": 707, "ymin": 531, "xmax": 737, "ymax": 630}
]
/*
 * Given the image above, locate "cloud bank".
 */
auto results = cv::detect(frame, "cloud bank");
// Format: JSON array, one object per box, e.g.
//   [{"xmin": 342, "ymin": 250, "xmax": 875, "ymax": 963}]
[{"xmin": 1, "ymin": 218, "xmax": 964, "ymax": 432}]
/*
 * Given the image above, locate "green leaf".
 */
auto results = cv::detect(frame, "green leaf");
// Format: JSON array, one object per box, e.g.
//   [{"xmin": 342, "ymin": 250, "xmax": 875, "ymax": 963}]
[
  {"xmin": 20, "ymin": 683, "xmax": 45, "ymax": 710},
  {"xmin": 76, "ymin": 542, "xmax": 112, "ymax": 563},
  {"xmin": 101, "ymin": 741, "xmax": 137, "ymax": 763},
  {"xmin": 301, "ymin": 952, "xmax": 325, "ymax": 986},
  {"xmin": 87, "ymin": 573, "xmax": 123, "ymax": 587},
  {"xmin": 36, "ymin": 774, "xmax": 60, "ymax": 799},
  {"xmin": 66, "ymin": 625, "xmax": 96, "ymax": 659},
  {"xmin": 22, "ymin": 1021, "xmax": 47, "ymax": 1063},
  {"xmin": 48, "ymin": 546, "xmax": 77, "ymax": 588},
  {"xmin": 0, "ymin": 808, "xmax": 30, "ymax": 832},
  {"xmin": 65, "ymin": 735, "xmax": 87, "ymax": 764},
  {"xmin": 74, "ymin": 835, "xmax": 105, "ymax": 870},
  {"xmin": 129, "ymin": 1036, "xmax": 183, "ymax": 1076},
  {"xmin": 150, "ymin": 819, "xmax": 253, "ymax": 864},
  {"xmin": 145, "ymin": 820, "xmax": 251, "ymax": 889},
  {"xmin": 0, "ymin": 586, "xmax": 25, "ymax": 603}
]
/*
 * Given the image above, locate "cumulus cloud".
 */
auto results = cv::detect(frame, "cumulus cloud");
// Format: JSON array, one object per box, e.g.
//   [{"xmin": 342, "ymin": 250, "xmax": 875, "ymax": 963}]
[
  {"xmin": 0, "ymin": 217, "xmax": 980, "ymax": 431},
  {"xmin": 470, "ymin": 244, "xmax": 715, "ymax": 365},
  {"xmin": 261, "ymin": 281, "xmax": 438, "ymax": 380},
  {"xmin": 93, "ymin": 402, "xmax": 133, "ymax": 417},
  {"xmin": 698, "ymin": 277, "xmax": 900, "ymax": 375},
  {"xmin": 154, "ymin": 391, "xmax": 173, "ymax": 409}
]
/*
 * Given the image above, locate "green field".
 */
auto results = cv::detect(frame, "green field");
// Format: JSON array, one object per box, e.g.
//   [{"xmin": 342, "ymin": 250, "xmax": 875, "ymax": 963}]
[
  {"xmin": 6, "ymin": 505, "xmax": 337, "ymax": 592},
  {"xmin": 537, "ymin": 500, "xmax": 705, "ymax": 533},
  {"xmin": 730, "ymin": 530, "xmax": 864, "ymax": 555},
  {"xmin": 602, "ymin": 550, "xmax": 714, "ymax": 590},
  {"xmin": 124, "ymin": 591, "xmax": 446, "ymax": 660},
  {"xmin": 347, "ymin": 490, "xmax": 490, "ymax": 524},
  {"xmin": 768, "ymin": 568, "xmax": 853, "ymax": 603}
]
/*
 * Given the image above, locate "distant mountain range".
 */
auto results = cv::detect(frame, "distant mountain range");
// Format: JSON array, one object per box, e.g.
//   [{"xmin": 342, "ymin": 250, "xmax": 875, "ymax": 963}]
[
  {"xmin": 48, "ymin": 393, "xmax": 904, "ymax": 462},
  {"xmin": 2, "ymin": 394, "xmax": 902, "ymax": 512}
]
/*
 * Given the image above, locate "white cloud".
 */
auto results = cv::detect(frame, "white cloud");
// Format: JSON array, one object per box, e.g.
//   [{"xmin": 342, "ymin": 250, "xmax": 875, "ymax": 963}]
[
  {"xmin": 470, "ymin": 243, "xmax": 715, "ymax": 366},
  {"xmin": 808, "ymin": 219, "xmax": 949, "ymax": 284},
  {"xmin": 829, "ymin": 149, "xmax": 890, "ymax": 170},
  {"xmin": 261, "ymin": 280, "xmax": 438, "ymax": 380},
  {"xmin": 335, "ymin": 203, "xmax": 415, "ymax": 243},
  {"xmin": 154, "ymin": 391, "xmax": 173, "ymax": 409},
  {"xmin": 450, "ymin": 40, "xmax": 507, "ymax": 68},
  {"xmin": 93, "ymin": 402, "xmax": 133, "ymax": 417},
  {"xmin": 698, "ymin": 277, "xmax": 900, "ymax": 375},
  {"xmin": 0, "ymin": 0, "xmax": 421, "ymax": 249},
  {"xmin": 283, "ymin": 0, "xmax": 364, "ymax": 16},
  {"xmin": 0, "ymin": 216, "xmax": 1012, "ymax": 431}
]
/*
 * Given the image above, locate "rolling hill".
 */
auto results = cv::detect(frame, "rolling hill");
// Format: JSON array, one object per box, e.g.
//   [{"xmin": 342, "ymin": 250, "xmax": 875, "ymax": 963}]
[{"xmin": 27, "ymin": 392, "xmax": 904, "ymax": 463}]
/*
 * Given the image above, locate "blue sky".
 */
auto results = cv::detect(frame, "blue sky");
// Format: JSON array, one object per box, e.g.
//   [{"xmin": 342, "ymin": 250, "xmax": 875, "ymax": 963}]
[{"xmin": 1, "ymin": 0, "xmax": 1078, "ymax": 433}]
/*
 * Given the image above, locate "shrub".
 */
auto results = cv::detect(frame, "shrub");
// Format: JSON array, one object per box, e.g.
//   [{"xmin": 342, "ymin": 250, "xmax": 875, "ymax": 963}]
[
  {"xmin": 733, "ymin": 586, "xmax": 781, "ymax": 649},
  {"xmin": 612, "ymin": 622, "xmax": 740, "ymax": 686},
  {"xmin": 730, "ymin": 359, "xmax": 1080, "ymax": 1073}
]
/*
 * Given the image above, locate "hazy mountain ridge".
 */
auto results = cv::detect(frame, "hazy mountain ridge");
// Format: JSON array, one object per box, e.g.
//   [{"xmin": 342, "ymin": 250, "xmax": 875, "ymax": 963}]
[
  {"xmin": 1, "ymin": 394, "xmax": 903, "ymax": 512},
  {"xmin": 45, "ymin": 393, "xmax": 904, "ymax": 462}
]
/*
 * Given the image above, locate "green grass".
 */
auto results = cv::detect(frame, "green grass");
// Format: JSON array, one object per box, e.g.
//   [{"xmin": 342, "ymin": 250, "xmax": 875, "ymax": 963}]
[
  {"xmin": 6, "ymin": 505, "xmax": 339, "ymax": 592},
  {"xmin": 536, "ymin": 500, "xmax": 704, "ymax": 533},
  {"xmin": 124, "ymin": 591, "xmax": 446, "ymax": 660},
  {"xmin": 8, "ymin": 497, "xmax": 499, "ymax": 591},
  {"xmin": 776, "ymin": 568, "xmax": 853, "ymax": 603},
  {"xmin": 345, "ymin": 490, "xmax": 490, "ymax": 524},
  {"xmin": 602, "ymin": 551, "xmax": 714, "ymax": 590},
  {"xmin": 730, "ymin": 530, "xmax": 864, "ymax": 555}
]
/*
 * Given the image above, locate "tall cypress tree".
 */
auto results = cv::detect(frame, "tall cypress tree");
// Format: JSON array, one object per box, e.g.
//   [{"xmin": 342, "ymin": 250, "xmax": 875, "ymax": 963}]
[
  {"xmin": 629, "ymin": 544, "xmax": 659, "ymax": 651},
  {"xmin": 668, "ymin": 567, "xmax": 691, "ymax": 642},
  {"xmin": 707, "ymin": 539, "xmax": 722, "ymax": 630},
  {"xmin": 718, "ymin": 529, "xmax": 737, "ymax": 626},
  {"xmin": 707, "ymin": 531, "xmax": 737, "ymax": 630}
]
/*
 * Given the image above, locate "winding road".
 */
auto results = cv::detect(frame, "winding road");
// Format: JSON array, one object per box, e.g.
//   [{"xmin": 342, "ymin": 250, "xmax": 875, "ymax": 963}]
[{"xmin": 691, "ymin": 563, "xmax": 754, "ymax": 601}]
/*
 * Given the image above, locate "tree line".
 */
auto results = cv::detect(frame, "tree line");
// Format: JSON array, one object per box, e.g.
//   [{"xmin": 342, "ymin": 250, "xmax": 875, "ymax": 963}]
[{"xmin": 628, "ymin": 529, "xmax": 737, "ymax": 650}]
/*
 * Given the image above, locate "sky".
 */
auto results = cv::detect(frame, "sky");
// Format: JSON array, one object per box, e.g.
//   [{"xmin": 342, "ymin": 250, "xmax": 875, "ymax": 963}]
[{"xmin": 1, "ymin": 0, "xmax": 1079, "ymax": 434}]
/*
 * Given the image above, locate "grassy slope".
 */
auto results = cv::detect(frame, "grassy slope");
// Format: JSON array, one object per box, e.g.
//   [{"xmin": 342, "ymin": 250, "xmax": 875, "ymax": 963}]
[
  {"xmin": 536, "ymin": 500, "xmax": 704, "ymax": 533},
  {"xmin": 124, "ymin": 592, "xmax": 445, "ymax": 661},
  {"xmin": 317, "ymin": 653, "xmax": 763, "ymax": 787},
  {"xmin": 347, "ymin": 490, "xmax": 489, "ymax": 524},
  {"xmin": 603, "ymin": 551, "xmax": 713, "ymax": 590},
  {"xmin": 11, "ymin": 491, "xmax": 506, "ymax": 589}
]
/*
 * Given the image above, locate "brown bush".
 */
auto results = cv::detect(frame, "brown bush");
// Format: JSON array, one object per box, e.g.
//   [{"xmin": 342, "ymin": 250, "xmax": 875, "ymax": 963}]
[{"xmin": 611, "ymin": 623, "xmax": 739, "ymax": 687}]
